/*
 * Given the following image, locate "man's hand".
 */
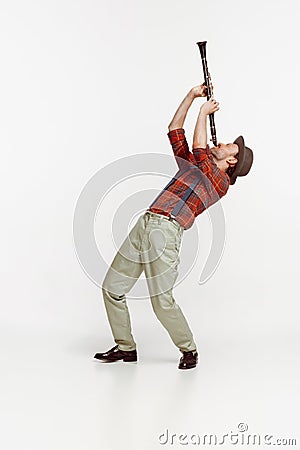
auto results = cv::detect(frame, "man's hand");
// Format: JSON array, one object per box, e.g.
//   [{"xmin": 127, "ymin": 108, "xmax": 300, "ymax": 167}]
[
  {"xmin": 191, "ymin": 83, "xmax": 207, "ymax": 98},
  {"xmin": 191, "ymin": 82, "xmax": 212, "ymax": 99},
  {"xmin": 200, "ymin": 98, "xmax": 220, "ymax": 115},
  {"xmin": 191, "ymin": 74, "xmax": 214, "ymax": 99}
]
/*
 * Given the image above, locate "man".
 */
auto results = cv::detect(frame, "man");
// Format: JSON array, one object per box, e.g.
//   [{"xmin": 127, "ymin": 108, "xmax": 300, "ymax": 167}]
[{"xmin": 94, "ymin": 83, "xmax": 253, "ymax": 369}]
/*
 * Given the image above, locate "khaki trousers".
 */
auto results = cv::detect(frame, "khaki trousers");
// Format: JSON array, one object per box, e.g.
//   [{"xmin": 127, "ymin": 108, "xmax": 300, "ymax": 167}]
[{"xmin": 102, "ymin": 210, "xmax": 197, "ymax": 353}]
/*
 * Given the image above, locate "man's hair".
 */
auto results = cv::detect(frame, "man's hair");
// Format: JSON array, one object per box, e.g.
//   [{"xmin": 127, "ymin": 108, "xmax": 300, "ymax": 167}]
[
  {"xmin": 226, "ymin": 164, "xmax": 236, "ymax": 178},
  {"xmin": 226, "ymin": 147, "xmax": 239, "ymax": 178}
]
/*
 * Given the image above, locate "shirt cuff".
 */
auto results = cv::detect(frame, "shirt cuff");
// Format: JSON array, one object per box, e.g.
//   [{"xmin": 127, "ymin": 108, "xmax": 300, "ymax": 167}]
[
  {"xmin": 193, "ymin": 144, "xmax": 210, "ymax": 152},
  {"xmin": 167, "ymin": 128, "xmax": 186, "ymax": 144},
  {"xmin": 192, "ymin": 145, "xmax": 212, "ymax": 163}
]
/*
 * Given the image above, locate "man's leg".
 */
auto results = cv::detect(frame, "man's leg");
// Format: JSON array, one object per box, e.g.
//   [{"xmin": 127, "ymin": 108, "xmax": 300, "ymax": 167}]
[
  {"xmin": 102, "ymin": 215, "xmax": 144, "ymax": 351},
  {"xmin": 142, "ymin": 213, "xmax": 197, "ymax": 353}
]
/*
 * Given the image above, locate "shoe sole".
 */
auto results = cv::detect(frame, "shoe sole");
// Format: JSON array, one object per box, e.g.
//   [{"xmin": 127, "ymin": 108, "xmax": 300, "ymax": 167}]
[
  {"xmin": 178, "ymin": 367, "xmax": 197, "ymax": 370},
  {"xmin": 102, "ymin": 360, "xmax": 137, "ymax": 364},
  {"xmin": 178, "ymin": 363, "xmax": 197, "ymax": 370},
  {"xmin": 94, "ymin": 357, "xmax": 137, "ymax": 364}
]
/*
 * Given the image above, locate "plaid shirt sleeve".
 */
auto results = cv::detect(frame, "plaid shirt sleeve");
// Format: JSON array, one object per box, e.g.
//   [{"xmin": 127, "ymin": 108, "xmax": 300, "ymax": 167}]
[
  {"xmin": 193, "ymin": 146, "xmax": 230, "ymax": 197},
  {"xmin": 192, "ymin": 145, "xmax": 211, "ymax": 163},
  {"xmin": 167, "ymin": 128, "xmax": 194, "ymax": 170}
]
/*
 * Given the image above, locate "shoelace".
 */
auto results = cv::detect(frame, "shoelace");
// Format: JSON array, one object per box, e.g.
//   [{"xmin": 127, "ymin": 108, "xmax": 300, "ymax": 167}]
[{"xmin": 107, "ymin": 345, "xmax": 119, "ymax": 353}]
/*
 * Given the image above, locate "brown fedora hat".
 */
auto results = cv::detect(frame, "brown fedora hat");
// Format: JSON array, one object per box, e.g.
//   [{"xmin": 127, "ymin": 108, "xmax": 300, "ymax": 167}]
[{"xmin": 229, "ymin": 135, "xmax": 254, "ymax": 185}]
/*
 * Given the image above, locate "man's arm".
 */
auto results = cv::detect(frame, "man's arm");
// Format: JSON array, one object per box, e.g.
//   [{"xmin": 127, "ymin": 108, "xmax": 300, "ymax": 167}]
[
  {"xmin": 168, "ymin": 84, "xmax": 207, "ymax": 131},
  {"xmin": 193, "ymin": 98, "xmax": 220, "ymax": 148}
]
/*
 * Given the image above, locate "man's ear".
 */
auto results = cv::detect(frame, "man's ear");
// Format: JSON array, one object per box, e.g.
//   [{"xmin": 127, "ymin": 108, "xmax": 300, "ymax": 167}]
[{"xmin": 227, "ymin": 156, "xmax": 238, "ymax": 166}]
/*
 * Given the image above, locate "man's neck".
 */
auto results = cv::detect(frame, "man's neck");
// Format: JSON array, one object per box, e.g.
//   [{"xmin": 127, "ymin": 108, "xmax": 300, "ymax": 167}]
[{"xmin": 212, "ymin": 155, "xmax": 226, "ymax": 172}]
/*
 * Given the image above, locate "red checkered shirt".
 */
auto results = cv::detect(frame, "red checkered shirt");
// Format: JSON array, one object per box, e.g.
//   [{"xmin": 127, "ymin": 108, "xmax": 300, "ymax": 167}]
[{"xmin": 149, "ymin": 128, "xmax": 230, "ymax": 230}]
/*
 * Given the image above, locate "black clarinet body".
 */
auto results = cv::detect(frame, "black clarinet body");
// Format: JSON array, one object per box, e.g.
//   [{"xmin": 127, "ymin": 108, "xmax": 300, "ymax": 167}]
[{"xmin": 196, "ymin": 41, "xmax": 217, "ymax": 146}]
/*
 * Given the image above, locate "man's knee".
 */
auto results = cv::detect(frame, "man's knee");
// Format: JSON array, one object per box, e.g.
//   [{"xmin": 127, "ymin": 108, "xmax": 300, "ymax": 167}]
[
  {"xmin": 102, "ymin": 286, "xmax": 125, "ymax": 301},
  {"xmin": 151, "ymin": 294, "xmax": 176, "ymax": 315}
]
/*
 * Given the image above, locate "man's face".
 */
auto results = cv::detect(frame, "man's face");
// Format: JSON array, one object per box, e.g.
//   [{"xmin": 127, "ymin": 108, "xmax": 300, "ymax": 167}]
[{"xmin": 211, "ymin": 142, "xmax": 239, "ymax": 162}]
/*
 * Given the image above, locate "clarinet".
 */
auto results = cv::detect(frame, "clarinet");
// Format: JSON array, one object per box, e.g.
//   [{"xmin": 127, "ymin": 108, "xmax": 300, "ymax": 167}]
[{"xmin": 196, "ymin": 41, "xmax": 217, "ymax": 146}]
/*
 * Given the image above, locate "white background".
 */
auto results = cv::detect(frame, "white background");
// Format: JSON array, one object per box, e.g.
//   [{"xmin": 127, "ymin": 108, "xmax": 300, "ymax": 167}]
[{"xmin": 1, "ymin": 1, "xmax": 300, "ymax": 449}]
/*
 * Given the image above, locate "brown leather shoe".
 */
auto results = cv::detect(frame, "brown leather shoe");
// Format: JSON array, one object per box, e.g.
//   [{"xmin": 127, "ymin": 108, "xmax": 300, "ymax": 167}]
[
  {"xmin": 178, "ymin": 350, "xmax": 198, "ymax": 370},
  {"xmin": 94, "ymin": 344, "xmax": 137, "ymax": 363}
]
